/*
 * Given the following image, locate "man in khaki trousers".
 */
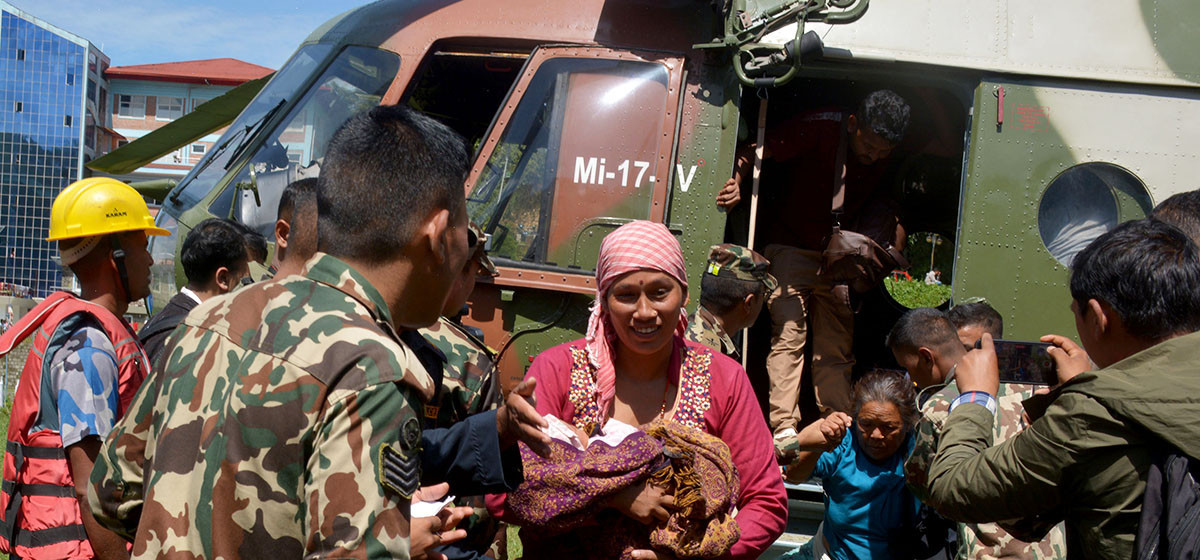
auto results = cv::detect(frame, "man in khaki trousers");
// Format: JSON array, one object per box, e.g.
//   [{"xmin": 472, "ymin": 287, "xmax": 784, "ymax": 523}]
[{"xmin": 716, "ymin": 90, "xmax": 911, "ymax": 460}]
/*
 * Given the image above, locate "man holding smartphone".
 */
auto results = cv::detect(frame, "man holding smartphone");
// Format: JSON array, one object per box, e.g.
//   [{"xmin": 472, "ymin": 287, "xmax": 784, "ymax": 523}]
[
  {"xmin": 888, "ymin": 308, "xmax": 1066, "ymax": 559},
  {"xmin": 924, "ymin": 218, "xmax": 1200, "ymax": 559}
]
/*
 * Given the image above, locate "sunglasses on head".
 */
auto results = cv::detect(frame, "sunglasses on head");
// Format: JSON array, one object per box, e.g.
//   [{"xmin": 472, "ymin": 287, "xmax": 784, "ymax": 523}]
[{"xmin": 467, "ymin": 228, "xmax": 491, "ymax": 253}]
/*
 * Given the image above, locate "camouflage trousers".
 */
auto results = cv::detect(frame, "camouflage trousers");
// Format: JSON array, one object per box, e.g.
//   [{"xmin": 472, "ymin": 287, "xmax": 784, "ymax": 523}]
[{"xmin": 763, "ymin": 244, "xmax": 854, "ymax": 434}]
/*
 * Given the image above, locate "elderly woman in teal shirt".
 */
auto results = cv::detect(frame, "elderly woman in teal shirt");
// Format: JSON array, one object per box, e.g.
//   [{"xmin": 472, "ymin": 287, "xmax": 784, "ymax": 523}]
[{"xmin": 783, "ymin": 370, "xmax": 921, "ymax": 560}]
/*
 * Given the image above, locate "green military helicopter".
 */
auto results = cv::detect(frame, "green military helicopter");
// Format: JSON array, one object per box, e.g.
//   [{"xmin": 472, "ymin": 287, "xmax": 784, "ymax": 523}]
[{"xmin": 88, "ymin": 0, "xmax": 1200, "ymax": 551}]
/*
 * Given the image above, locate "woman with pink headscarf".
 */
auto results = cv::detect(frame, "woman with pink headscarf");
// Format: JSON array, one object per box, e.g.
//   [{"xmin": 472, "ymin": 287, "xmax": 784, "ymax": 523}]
[{"xmin": 487, "ymin": 221, "xmax": 786, "ymax": 559}]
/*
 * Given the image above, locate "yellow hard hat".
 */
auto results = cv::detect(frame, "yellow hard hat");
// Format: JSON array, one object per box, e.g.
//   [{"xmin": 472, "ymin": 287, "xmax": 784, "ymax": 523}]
[{"xmin": 46, "ymin": 177, "xmax": 171, "ymax": 241}]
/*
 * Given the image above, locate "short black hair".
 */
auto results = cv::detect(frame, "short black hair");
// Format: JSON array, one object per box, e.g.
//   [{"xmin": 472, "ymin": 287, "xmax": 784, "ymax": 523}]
[
  {"xmin": 886, "ymin": 307, "xmax": 963, "ymax": 357},
  {"xmin": 279, "ymin": 178, "xmax": 320, "ymax": 261},
  {"xmin": 1152, "ymin": 190, "xmax": 1200, "ymax": 247},
  {"xmin": 947, "ymin": 302, "xmax": 1004, "ymax": 338},
  {"xmin": 857, "ymin": 90, "xmax": 910, "ymax": 144},
  {"xmin": 700, "ymin": 274, "xmax": 764, "ymax": 315},
  {"xmin": 317, "ymin": 105, "xmax": 468, "ymax": 263},
  {"xmin": 278, "ymin": 178, "xmax": 318, "ymax": 223},
  {"xmin": 1070, "ymin": 218, "xmax": 1200, "ymax": 342},
  {"xmin": 181, "ymin": 218, "xmax": 249, "ymax": 285},
  {"xmin": 228, "ymin": 221, "xmax": 268, "ymax": 264}
]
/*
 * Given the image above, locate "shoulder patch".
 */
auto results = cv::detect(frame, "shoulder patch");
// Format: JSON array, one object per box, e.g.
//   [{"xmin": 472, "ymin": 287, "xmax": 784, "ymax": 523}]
[{"xmin": 379, "ymin": 441, "xmax": 420, "ymax": 500}]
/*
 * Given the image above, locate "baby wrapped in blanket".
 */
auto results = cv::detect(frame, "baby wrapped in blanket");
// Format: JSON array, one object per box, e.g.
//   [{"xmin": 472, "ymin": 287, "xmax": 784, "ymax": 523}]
[{"xmin": 507, "ymin": 416, "xmax": 741, "ymax": 559}]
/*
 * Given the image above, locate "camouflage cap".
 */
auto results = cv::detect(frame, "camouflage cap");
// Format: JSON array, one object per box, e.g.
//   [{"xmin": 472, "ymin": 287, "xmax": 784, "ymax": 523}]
[
  {"xmin": 467, "ymin": 222, "xmax": 498, "ymax": 277},
  {"xmin": 705, "ymin": 244, "xmax": 777, "ymax": 292}
]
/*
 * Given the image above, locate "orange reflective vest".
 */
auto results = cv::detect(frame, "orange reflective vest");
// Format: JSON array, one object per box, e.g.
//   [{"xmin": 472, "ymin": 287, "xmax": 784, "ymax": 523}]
[{"xmin": 0, "ymin": 292, "xmax": 149, "ymax": 559}]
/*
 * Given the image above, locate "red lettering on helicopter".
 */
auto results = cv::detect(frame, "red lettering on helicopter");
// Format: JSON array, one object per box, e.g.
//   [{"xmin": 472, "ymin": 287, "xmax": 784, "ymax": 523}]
[{"xmin": 1015, "ymin": 105, "xmax": 1049, "ymax": 132}]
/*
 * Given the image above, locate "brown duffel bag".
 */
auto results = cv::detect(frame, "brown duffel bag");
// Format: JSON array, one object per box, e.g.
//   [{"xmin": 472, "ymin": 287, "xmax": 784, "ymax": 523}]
[{"xmin": 821, "ymin": 225, "xmax": 908, "ymax": 293}]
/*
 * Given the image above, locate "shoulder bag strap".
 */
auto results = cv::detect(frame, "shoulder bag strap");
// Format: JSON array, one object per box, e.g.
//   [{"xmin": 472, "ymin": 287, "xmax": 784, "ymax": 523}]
[{"xmin": 831, "ymin": 116, "xmax": 849, "ymax": 224}]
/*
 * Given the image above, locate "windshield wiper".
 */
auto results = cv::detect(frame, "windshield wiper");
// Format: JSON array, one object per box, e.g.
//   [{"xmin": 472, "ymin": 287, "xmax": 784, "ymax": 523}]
[
  {"xmin": 169, "ymin": 124, "xmax": 247, "ymax": 204},
  {"xmin": 170, "ymin": 99, "xmax": 287, "ymax": 205},
  {"xmin": 224, "ymin": 99, "xmax": 288, "ymax": 170}
]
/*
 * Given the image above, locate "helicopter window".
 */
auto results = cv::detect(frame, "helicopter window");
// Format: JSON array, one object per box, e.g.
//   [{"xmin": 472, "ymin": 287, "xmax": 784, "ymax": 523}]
[
  {"xmin": 467, "ymin": 58, "xmax": 670, "ymax": 271},
  {"xmin": 1037, "ymin": 162, "xmax": 1152, "ymax": 267},
  {"xmin": 169, "ymin": 43, "xmax": 332, "ymax": 213},
  {"xmin": 227, "ymin": 46, "xmax": 400, "ymax": 237},
  {"xmin": 405, "ymin": 49, "xmax": 527, "ymax": 151}
]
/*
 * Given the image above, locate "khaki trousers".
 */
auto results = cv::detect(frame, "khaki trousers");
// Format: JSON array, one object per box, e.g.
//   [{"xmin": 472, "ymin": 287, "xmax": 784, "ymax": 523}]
[{"xmin": 763, "ymin": 244, "xmax": 854, "ymax": 434}]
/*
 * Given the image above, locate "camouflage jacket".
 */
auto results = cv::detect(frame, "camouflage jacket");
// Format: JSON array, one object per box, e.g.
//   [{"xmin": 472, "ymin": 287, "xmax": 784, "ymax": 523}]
[
  {"xmin": 906, "ymin": 378, "xmax": 1067, "ymax": 559},
  {"xmin": 417, "ymin": 318, "xmax": 504, "ymax": 559},
  {"xmin": 685, "ymin": 305, "xmax": 738, "ymax": 360},
  {"xmin": 88, "ymin": 253, "xmax": 435, "ymax": 559},
  {"xmin": 418, "ymin": 317, "xmax": 500, "ymax": 427}
]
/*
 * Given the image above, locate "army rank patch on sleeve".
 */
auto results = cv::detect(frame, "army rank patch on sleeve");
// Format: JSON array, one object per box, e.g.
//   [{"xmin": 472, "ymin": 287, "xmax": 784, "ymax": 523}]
[{"xmin": 379, "ymin": 441, "xmax": 421, "ymax": 500}]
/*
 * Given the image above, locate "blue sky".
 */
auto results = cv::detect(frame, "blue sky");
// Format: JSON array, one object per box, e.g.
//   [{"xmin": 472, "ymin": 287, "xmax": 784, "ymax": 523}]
[{"xmin": 15, "ymin": 0, "xmax": 369, "ymax": 70}]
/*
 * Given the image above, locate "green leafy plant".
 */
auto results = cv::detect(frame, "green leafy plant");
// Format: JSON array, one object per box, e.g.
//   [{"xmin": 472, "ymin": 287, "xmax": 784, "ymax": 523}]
[{"xmin": 884, "ymin": 277, "xmax": 951, "ymax": 308}]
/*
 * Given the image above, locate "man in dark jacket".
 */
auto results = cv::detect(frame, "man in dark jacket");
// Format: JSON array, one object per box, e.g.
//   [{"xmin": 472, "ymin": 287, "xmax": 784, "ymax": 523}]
[
  {"xmin": 137, "ymin": 218, "xmax": 250, "ymax": 366},
  {"xmin": 925, "ymin": 218, "xmax": 1200, "ymax": 559}
]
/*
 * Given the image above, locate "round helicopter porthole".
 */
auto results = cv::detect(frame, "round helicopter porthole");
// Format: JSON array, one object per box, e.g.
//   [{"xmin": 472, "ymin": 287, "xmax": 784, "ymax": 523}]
[
  {"xmin": 883, "ymin": 231, "xmax": 954, "ymax": 309},
  {"xmin": 1037, "ymin": 163, "xmax": 1153, "ymax": 267}
]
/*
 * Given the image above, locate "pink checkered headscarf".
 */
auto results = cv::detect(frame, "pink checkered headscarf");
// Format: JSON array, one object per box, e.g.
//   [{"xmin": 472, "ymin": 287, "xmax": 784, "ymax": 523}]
[{"xmin": 587, "ymin": 220, "xmax": 689, "ymax": 417}]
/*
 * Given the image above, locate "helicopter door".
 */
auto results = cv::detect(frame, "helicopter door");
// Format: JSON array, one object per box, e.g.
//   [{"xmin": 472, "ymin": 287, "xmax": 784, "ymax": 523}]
[
  {"xmin": 463, "ymin": 46, "xmax": 685, "ymax": 387},
  {"xmin": 953, "ymin": 79, "xmax": 1198, "ymax": 339}
]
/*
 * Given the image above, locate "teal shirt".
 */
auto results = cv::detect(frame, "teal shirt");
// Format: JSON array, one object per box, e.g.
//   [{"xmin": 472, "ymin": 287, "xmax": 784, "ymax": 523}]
[{"xmin": 814, "ymin": 429, "xmax": 918, "ymax": 560}]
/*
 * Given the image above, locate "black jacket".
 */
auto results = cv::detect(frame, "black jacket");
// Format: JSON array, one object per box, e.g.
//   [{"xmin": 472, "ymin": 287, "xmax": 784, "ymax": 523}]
[{"xmin": 138, "ymin": 291, "xmax": 198, "ymax": 369}]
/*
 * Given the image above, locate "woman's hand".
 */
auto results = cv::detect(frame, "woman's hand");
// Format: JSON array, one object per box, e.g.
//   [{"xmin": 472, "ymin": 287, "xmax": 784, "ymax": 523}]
[
  {"xmin": 631, "ymin": 549, "xmax": 680, "ymax": 560},
  {"xmin": 608, "ymin": 480, "xmax": 675, "ymax": 524},
  {"xmin": 797, "ymin": 412, "xmax": 851, "ymax": 452},
  {"xmin": 817, "ymin": 412, "xmax": 853, "ymax": 451}
]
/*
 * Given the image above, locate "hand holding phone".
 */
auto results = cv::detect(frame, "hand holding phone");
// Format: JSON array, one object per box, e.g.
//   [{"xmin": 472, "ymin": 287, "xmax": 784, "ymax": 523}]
[
  {"xmin": 976, "ymin": 339, "xmax": 1058, "ymax": 385},
  {"xmin": 957, "ymin": 333, "xmax": 1000, "ymax": 396},
  {"xmin": 1040, "ymin": 334, "xmax": 1093, "ymax": 384}
]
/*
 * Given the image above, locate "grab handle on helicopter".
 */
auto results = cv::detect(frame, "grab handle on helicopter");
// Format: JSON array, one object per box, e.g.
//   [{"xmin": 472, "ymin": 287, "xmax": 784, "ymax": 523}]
[{"xmin": 734, "ymin": 26, "xmax": 823, "ymax": 88}]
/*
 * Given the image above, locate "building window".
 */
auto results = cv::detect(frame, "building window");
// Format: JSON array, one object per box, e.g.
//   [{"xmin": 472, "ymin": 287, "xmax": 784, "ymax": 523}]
[
  {"xmin": 191, "ymin": 143, "xmax": 207, "ymax": 155},
  {"xmin": 66, "ymin": 73, "xmax": 75, "ymax": 86},
  {"xmin": 117, "ymin": 140, "xmax": 129, "ymax": 148},
  {"xmin": 16, "ymin": 49, "xmax": 24, "ymax": 61},
  {"xmin": 117, "ymin": 94, "xmax": 146, "ymax": 118},
  {"xmin": 191, "ymin": 97, "xmax": 210, "ymax": 112},
  {"xmin": 13, "ymin": 101, "xmax": 21, "ymax": 113},
  {"xmin": 88, "ymin": 52, "xmax": 96, "ymax": 72},
  {"xmin": 87, "ymin": 79, "xmax": 96, "ymax": 104},
  {"xmin": 98, "ymin": 89, "xmax": 107, "ymax": 124},
  {"xmin": 157, "ymin": 96, "xmax": 184, "ymax": 121},
  {"xmin": 64, "ymin": 115, "xmax": 72, "ymax": 127}
]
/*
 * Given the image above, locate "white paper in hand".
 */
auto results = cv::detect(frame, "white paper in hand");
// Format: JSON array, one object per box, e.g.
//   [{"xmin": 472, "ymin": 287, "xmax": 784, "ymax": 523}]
[{"xmin": 411, "ymin": 494, "xmax": 456, "ymax": 518}]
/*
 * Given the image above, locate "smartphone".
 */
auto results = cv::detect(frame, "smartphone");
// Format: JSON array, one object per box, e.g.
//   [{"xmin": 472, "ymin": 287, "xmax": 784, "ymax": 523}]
[{"xmin": 975, "ymin": 339, "xmax": 1058, "ymax": 385}]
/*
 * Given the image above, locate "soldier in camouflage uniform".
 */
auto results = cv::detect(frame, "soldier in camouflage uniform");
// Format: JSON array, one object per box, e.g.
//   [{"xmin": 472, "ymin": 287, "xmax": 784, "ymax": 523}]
[
  {"xmin": 87, "ymin": 106, "xmax": 483, "ymax": 559},
  {"xmin": 685, "ymin": 244, "xmax": 777, "ymax": 361},
  {"xmin": 412, "ymin": 222, "xmax": 504, "ymax": 559},
  {"xmin": 888, "ymin": 308, "xmax": 1066, "ymax": 559},
  {"xmin": 421, "ymin": 223, "xmax": 502, "ymax": 428}
]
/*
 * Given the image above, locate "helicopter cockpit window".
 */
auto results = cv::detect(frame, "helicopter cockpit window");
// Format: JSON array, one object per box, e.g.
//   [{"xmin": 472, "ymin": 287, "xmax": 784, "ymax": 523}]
[
  {"xmin": 218, "ymin": 46, "xmax": 400, "ymax": 236},
  {"xmin": 467, "ymin": 58, "xmax": 670, "ymax": 272},
  {"xmin": 170, "ymin": 44, "xmax": 332, "ymax": 213},
  {"xmin": 1037, "ymin": 162, "xmax": 1152, "ymax": 267}
]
